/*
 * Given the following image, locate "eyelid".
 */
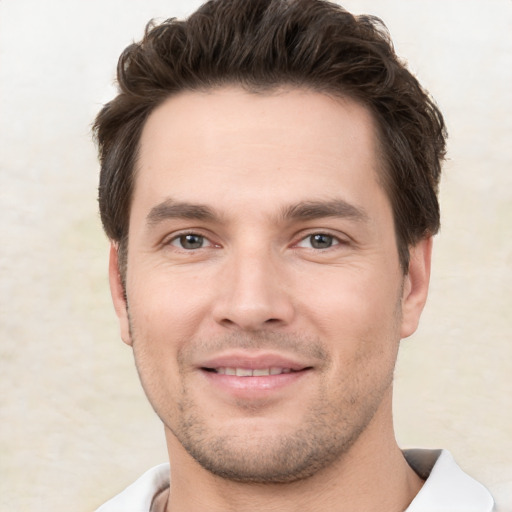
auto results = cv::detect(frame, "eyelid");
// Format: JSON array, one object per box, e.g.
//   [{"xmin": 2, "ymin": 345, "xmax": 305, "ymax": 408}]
[
  {"xmin": 293, "ymin": 230, "xmax": 350, "ymax": 249},
  {"xmin": 163, "ymin": 229, "xmax": 220, "ymax": 249}
]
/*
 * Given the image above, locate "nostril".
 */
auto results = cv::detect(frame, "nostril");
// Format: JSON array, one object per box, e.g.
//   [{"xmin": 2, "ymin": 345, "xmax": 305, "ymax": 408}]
[
  {"xmin": 219, "ymin": 318, "xmax": 236, "ymax": 327},
  {"xmin": 213, "ymin": 297, "xmax": 294, "ymax": 330}
]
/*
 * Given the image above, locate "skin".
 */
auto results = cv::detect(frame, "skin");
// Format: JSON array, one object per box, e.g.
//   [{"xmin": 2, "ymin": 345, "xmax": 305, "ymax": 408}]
[{"xmin": 109, "ymin": 87, "xmax": 432, "ymax": 512}]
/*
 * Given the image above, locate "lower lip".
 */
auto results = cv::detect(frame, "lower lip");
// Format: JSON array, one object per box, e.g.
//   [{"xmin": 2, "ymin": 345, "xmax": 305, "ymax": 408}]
[{"xmin": 200, "ymin": 369, "xmax": 310, "ymax": 399}]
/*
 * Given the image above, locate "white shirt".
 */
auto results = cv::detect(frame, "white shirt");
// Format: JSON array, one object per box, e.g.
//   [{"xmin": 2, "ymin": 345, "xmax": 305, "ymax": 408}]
[{"xmin": 95, "ymin": 449, "xmax": 494, "ymax": 512}]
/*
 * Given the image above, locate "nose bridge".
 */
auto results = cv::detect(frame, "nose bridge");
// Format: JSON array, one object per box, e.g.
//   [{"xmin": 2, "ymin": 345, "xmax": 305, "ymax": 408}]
[{"xmin": 213, "ymin": 240, "xmax": 293, "ymax": 330}]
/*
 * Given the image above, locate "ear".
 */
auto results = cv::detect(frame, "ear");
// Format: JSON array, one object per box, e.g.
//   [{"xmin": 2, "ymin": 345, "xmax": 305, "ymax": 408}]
[
  {"xmin": 108, "ymin": 242, "xmax": 133, "ymax": 346},
  {"xmin": 400, "ymin": 237, "xmax": 433, "ymax": 339}
]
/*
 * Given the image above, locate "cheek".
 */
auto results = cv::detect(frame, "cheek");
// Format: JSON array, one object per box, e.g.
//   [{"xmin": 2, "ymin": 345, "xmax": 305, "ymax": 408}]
[
  {"xmin": 299, "ymin": 265, "xmax": 401, "ymax": 339},
  {"xmin": 296, "ymin": 265, "xmax": 402, "ymax": 388},
  {"xmin": 127, "ymin": 290, "xmax": 190, "ymax": 420},
  {"xmin": 128, "ymin": 268, "xmax": 211, "ymax": 342}
]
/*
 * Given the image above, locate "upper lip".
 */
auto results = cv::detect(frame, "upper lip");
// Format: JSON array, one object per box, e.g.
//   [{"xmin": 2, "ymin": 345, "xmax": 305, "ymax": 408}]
[{"xmin": 199, "ymin": 351, "xmax": 311, "ymax": 371}]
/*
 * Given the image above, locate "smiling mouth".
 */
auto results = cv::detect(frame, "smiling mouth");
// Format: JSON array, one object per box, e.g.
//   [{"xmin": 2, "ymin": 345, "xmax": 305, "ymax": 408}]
[{"xmin": 202, "ymin": 367, "xmax": 310, "ymax": 376}]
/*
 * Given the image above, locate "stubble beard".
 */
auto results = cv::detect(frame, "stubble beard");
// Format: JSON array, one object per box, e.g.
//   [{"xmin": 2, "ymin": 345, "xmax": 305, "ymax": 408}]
[
  {"xmin": 173, "ymin": 378, "xmax": 389, "ymax": 484},
  {"xmin": 130, "ymin": 326, "xmax": 397, "ymax": 485}
]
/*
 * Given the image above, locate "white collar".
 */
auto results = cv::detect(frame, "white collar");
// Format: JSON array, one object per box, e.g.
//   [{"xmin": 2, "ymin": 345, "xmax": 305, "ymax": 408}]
[
  {"xmin": 404, "ymin": 449, "xmax": 494, "ymax": 511},
  {"xmin": 95, "ymin": 462, "xmax": 170, "ymax": 512},
  {"xmin": 95, "ymin": 449, "xmax": 494, "ymax": 511}
]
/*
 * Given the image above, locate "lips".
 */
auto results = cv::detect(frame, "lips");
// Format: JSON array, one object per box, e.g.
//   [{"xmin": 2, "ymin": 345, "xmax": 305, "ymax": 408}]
[
  {"xmin": 199, "ymin": 352, "xmax": 310, "ymax": 374},
  {"xmin": 198, "ymin": 352, "xmax": 312, "ymax": 397},
  {"xmin": 209, "ymin": 367, "xmax": 295, "ymax": 376}
]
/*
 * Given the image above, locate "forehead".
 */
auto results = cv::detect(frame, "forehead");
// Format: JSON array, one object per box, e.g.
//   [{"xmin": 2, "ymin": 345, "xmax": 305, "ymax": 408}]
[{"xmin": 133, "ymin": 87, "xmax": 387, "ymax": 219}]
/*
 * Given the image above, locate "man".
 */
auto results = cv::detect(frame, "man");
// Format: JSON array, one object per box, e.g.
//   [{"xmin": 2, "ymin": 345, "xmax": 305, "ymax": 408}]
[{"xmin": 93, "ymin": 0, "xmax": 494, "ymax": 510}]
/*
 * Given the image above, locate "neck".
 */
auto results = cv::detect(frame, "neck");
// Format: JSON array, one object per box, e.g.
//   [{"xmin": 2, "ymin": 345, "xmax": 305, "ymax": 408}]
[{"xmin": 162, "ymin": 397, "xmax": 423, "ymax": 512}]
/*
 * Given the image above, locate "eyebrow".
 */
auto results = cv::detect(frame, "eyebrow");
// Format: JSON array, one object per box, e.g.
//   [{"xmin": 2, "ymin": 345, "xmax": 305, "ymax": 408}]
[
  {"xmin": 280, "ymin": 199, "xmax": 369, "ymax": 223},
  {"xmin": 146, "ymin": 197, "xmax": 368, "ymax": 227},
  {"xmin": 146, "ymin": 199, "xmax": 218, "ymax": 226}
]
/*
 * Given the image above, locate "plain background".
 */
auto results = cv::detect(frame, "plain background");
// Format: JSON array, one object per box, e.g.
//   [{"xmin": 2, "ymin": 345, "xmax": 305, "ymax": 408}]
[{"xmin": 1, "ymin": 1, "xmax": 511, "ymax": 510}]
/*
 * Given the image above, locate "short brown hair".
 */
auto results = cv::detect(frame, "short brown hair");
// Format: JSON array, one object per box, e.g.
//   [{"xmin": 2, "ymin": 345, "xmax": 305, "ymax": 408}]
[{"xmin": 94, "ymin": 0, "xmax": 446, "ymax": 273}]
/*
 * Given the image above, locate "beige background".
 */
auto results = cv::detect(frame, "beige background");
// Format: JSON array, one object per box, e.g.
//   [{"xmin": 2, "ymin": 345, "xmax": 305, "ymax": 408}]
[{"xmin": 1, "ymin": 0, "xmax": 511, "ymax": 510}]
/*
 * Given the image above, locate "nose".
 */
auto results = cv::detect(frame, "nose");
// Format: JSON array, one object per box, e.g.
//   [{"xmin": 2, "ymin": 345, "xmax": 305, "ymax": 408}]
[{"xmin": 212, "ymin": 247, "xmax": 295, "ymax": 331}]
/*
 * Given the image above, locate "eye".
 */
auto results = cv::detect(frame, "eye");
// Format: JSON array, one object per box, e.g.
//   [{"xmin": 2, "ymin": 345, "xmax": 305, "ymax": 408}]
[
  {"xmin": 296, "ymin": 233, "xmax": 339, "ymax": 249},
  {"xmin": 170, "ymin": 233, "xmax": 208, "ymax": 250}
]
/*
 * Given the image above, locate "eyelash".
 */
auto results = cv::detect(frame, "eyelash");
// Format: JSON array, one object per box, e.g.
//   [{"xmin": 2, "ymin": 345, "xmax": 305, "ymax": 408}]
[
  {"xmin": 294, "ymin": 232, "xmax": 345, "ymax": 250},
  {"xmin": 165, "ymin": 231, "xmax": 347, "ymax": 251},
  {"xmin": 167, "ymin": 231, "xmax": 216, "ymax": 250}
]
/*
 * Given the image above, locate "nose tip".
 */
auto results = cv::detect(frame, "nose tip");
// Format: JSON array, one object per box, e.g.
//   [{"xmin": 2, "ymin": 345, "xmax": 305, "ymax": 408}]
[
  {"xmin": 217, "ymin": 307, "xmax": 286, "ymax": 331},
  {"xmin": 212, "ymin": 257, "xmax": 294, "ymax": 331}
]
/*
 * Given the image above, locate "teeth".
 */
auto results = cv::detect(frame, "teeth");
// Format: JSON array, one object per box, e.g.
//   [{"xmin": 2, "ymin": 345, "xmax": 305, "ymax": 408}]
[
  {"xmin": 215, "ymin": 367, "xmax": 293, "ymax": 376},
  {"xmin": 253, "ymin": 368, "xmax": 270, "ymax": 376}
]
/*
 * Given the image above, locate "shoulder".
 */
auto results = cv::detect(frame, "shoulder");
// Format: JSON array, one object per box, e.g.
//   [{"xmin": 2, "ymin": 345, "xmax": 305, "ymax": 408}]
[
  {"xmin": 404, "ymin": 449, "xmax": 495, "ymax": 512},
  {"xmin": 95, "ymin": 463, "xmax": 170, "ymax": 512}
]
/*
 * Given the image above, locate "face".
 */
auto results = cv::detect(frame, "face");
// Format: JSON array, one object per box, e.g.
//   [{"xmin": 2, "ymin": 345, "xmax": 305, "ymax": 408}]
[{"xmin": 110, "ymin": 87, "xmax": 431, "ymax": 483}]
